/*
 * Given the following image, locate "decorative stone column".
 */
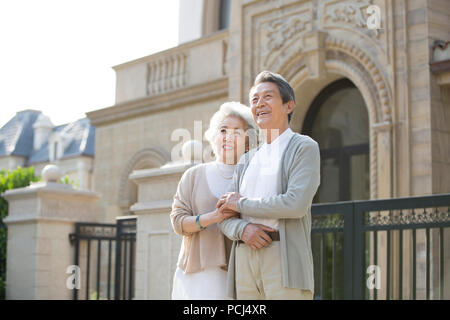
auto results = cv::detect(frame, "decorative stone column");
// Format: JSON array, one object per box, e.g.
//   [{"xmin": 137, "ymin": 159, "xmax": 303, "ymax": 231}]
[
  {"xmin": 2, "ymin": 165, "xmax": 102, "ymax": 300},
  {"xmin": 130, "ymin": 140, "xmax": 202, "ymax": 299}
]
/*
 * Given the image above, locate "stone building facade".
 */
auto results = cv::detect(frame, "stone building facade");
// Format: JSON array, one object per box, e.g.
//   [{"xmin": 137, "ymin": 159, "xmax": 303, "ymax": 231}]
[
  {"xmin": 83, "ymin": 0, "xmax": 450, "ymax": 299},
  {"xmin": 87, "ymin": 0, "xmax": 450, "ymax": 218},
  {"xmin": 0, "ymin": 110, "xmax": 95, "ymax": 190}
]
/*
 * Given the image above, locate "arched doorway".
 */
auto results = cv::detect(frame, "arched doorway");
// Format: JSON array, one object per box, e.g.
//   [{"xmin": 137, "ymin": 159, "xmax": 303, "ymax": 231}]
[{"xmin": 303, "ymin": 79, "xmax": 370, "ymax": 203}]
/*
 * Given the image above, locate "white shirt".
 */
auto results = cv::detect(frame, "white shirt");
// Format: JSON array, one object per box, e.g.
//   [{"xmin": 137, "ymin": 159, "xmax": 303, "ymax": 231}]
[{"xmin": 240, "ymin": 128, "xmax": 294, "ymax": 230}]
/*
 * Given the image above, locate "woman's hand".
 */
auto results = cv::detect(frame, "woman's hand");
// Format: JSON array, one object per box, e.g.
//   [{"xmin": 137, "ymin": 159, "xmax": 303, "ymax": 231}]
[
  {"xmin": 213, "ymin": 206, "xmax": 240, "ymax": 223},
  {"xmin": 216, "ymin": 192, "xmax": 241, "ymax": 212}
]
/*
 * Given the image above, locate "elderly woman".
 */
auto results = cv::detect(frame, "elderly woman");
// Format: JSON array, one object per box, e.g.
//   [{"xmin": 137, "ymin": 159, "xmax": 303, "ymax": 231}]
[{"xmin": 170, "ymin": 101, "xmax": 258, "ymax": 300}]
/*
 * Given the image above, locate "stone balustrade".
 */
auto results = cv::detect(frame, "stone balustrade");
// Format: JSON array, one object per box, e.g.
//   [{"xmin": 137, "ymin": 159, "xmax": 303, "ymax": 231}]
[
  {"xmin": 147, "ymin": 52, "xmax": 188, "ymax": 96},
  {"xmin": 113, "ymin": 30, "xmax": 229, "ymax": 104}
]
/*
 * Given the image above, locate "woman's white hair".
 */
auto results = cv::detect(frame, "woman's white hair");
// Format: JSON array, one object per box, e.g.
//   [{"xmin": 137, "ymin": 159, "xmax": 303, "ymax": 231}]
[{"xmin": 204, "ymin": 101, "xmax": 259, "ymax": 157}]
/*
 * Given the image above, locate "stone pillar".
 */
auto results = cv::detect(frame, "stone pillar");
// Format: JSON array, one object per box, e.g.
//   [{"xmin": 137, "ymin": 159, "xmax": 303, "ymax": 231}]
[
  {"xmin": 2, "ymin": 165, "xmax": 102, "ymax": 300},
  {"xmin": 131, "ymin": 140, "xmax": 201, "ymax": 299},
  {"xmin": 373, "ymin": 121, "xmax": 393, "ymax": 199}
]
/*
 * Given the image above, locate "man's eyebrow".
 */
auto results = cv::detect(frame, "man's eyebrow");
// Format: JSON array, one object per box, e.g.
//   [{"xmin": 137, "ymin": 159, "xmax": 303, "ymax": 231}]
[{"xmin": 251, "ymin": 89, "xmax": 275, "ymax": 97}]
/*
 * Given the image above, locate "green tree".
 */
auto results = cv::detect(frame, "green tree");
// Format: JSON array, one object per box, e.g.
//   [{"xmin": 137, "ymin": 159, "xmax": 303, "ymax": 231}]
[
  {"xmin": 60, "ymin": 174, "xmax": 79, "ymax": 189},
  {"xmin": 0, "ymin": 166, "xmax": 40, "ymax": 300}
]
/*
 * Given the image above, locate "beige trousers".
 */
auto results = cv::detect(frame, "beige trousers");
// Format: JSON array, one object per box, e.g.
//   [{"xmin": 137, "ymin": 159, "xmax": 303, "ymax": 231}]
[{"xmin": 235, "ymin": 241, "xmax": 313, "ymax": 300}]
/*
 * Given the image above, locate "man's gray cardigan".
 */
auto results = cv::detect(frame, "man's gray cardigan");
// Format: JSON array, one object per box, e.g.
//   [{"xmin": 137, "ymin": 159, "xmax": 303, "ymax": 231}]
[{"xmin": 218, "ymin": 132, "xmax": 321, "ymax": 299}]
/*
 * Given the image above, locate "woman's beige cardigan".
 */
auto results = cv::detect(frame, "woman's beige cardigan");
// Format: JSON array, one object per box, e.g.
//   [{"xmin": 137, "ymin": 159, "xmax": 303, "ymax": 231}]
[{"xmin": 170, "ymin": 163, "xmax": 233, "ymax": 273}]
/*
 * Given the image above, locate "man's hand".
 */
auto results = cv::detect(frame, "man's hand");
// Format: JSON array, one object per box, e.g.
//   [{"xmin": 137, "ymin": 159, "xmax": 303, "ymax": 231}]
[
  {"xmin": 216, "ymin": 192, "xmax": 242, "ymax": 212},
  {"xmin": 215, "ymin": 206, "xmax": 240, "ymax": 223},
  {"xmin": 241, "ymin": 223, "xmax": 275, "ymax": 250}
]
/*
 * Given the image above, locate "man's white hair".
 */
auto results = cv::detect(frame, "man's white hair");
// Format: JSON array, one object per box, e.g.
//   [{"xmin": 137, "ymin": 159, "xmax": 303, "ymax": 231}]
[{"xmin": 204, "ymin": 101, "xmax": 259, "ymax": 157}]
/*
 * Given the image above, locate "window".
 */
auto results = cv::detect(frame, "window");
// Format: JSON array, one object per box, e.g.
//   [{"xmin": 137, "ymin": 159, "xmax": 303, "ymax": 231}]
[
  {"xmin": 303, "ymin": 79, "xmax": 370, "ymax": 203},
  {"xmin": 53, "ymin": 141, "xmax": 59, "ymax": 161},
  {"xmin": 218, "ymin": 0, "xmax": 231, "ymax": 30}
]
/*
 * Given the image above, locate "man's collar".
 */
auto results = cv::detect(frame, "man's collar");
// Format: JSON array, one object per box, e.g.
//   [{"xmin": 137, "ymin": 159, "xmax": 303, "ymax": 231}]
[{"xmin": 264, "ymin": 127, "xmax": 294, "ymax": 146}]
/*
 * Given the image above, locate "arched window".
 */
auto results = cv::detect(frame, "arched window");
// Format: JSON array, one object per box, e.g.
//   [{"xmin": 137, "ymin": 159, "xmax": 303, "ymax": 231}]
[
  {"xmin": 218, "ymin": 0, "xmax": 231, "ymax": 30},
  {"xmin": 303, "ymin": 79, "xmax": 370, "ymax": 203}
]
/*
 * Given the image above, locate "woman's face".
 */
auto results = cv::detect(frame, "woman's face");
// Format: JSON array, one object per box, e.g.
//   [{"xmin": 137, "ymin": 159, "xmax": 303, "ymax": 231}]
[{"xmin": 214, "ymin": 115, "xmax": 248, "ymax": 165}]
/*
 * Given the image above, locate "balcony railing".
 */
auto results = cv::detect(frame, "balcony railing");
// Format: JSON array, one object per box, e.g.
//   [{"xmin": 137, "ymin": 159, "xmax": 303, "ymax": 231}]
[
  {"xmin": 147, "ymin": 52, "xmax": 188, "ymax": 96},
  {"xmin": 113, "ymin": 30, "xmax": 229, "ymax": 104}
]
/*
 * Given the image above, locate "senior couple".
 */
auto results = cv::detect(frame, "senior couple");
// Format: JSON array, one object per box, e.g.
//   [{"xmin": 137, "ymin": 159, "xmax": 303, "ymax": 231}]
[{"xmin": 170, "ymin": 71, "xmax": 321, "ymax": 300}]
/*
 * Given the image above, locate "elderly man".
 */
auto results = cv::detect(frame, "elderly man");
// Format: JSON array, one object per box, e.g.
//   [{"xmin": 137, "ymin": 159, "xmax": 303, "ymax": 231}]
[{"xmin": 217, "ymin": 71, "xmax": 320, "ymax": 300}]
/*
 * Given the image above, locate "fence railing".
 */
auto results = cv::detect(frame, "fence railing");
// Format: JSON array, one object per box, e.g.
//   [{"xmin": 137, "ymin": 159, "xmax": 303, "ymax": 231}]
[
  {"xmin": 311, "ymin": 193, "xmax": 450, "ymax": 300},
  {"xmin": 68, "ymin": 194, "xmax": 449, "ymax": 300},
  {"xmin": 69, "ymin": 216, "xmax": 136, "ymax": 300}
]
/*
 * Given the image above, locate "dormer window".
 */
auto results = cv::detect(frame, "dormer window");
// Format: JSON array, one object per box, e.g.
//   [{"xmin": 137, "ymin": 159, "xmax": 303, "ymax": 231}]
[
  {"xmin": 50, "ymin": 139, "xmax": 61, "ymax": 161},
  {"xmin": 52, "ymin": 141, "xmax": 59, "ymax": 161},
  {"xmin": 49, "ymin": 133, "xmax": 65, "ymax": 162}
]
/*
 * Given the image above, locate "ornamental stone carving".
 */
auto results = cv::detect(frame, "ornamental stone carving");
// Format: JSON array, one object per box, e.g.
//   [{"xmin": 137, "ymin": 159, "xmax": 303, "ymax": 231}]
[
  {"xmin": 324, "ymin": 36, "xmax": 391, "ymax": 122},
  {"xmin": 266, "ymin": 15, "xmax": 308, "ymax": 51},
  {"xmin": 322, "ymin": 0, "xmax": 381, "ymax": 38}
]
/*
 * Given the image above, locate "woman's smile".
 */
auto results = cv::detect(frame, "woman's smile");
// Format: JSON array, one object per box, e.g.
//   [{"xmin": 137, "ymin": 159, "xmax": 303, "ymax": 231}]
[{"xmin": 222, "ymin": 144, "xmax": 234, "ymax": 150}]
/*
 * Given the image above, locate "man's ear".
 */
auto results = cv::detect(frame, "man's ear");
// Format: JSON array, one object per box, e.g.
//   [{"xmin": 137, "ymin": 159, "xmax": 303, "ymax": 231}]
[{"xmin": 285, "ymin": 100, "xmax": 295, "ymax": 115}]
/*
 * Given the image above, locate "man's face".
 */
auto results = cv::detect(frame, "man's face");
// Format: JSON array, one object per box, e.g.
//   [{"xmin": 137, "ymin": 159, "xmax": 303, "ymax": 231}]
[{"xmin": 249, "ymin": 82, "xmax": 292, "ymax": 131}]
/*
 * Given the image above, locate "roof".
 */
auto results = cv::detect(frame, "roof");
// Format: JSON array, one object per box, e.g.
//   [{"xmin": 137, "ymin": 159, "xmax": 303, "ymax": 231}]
[
  {"xmin": 0, "ymin": 110, "xmax": 41, "ymax": 158},
  {"xmin": 28, "ymin": 117, "xmax": 95, "ymax": 164},
  {"xmin": 0, "ymin": 110, "xmax": 95, "ymax": 164}
]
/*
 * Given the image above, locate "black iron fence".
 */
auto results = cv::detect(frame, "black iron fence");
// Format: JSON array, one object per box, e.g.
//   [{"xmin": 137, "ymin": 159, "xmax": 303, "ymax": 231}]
[
  {"xmin": 68, "ymin": 194, "xmax": 449, "ymax": 300},
  {"xmin": 311, "ymin": 193, "xmax": 450, "ymax": 300},
  {"xmin": 69, "ymin": 216, "xmax": 136, "ymax": 300}
]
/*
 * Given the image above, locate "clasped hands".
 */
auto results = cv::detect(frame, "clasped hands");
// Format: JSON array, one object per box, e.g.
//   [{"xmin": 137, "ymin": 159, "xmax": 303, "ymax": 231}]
[{"xmin": 216, "ymin": 192, "xmax": 275, "ymax": 251}]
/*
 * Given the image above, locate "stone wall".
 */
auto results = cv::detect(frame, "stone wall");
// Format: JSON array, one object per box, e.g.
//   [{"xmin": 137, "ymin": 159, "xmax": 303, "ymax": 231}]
[
  {"xmin": 427, "ymin": 0, "xmax": 450, "ymax": 194},
  {"xmin": 0, "ymin": 156, "xmax": 26, "ymax": 171}
]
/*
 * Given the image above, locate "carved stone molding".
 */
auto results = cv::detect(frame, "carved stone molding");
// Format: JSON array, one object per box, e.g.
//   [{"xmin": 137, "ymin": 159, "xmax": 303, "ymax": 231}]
[
  {"xmin": 270, "ymin": 33, "xmax": 392, "ymax": 124},
  {"xmin": 321, "ymin": 0, "xmax": 382, "ymax": 39},
  {"xmin": 266, "ymin": 15, "xmax": 308, "ymax": 52},
  {"xmin": 255, "ymin": 6, "xmax": 313, "ymax": 75},
  {"xmin": 323, "ymin": 58, "xmax": 390, "ymax": 199},
  {"xmin": 324, "ymin": 36, "xmax": 391, "ymax": 122},
  {"xmin": 117, "ymin": 147, "xmax": 170, "ymax": 208}
]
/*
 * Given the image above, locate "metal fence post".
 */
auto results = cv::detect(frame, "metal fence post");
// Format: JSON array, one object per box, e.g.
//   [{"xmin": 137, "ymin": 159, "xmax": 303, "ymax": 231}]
[
  {"xmin": 114, "ymin": 220, "xmax": 122, "ymax": 300},
  {"xmin": 352, "ymin": 202, "xmax": 365, "ymax": 300},
  {"xmin": 342, "ymin": 202, "xmax": 355, "ymax": 300}
]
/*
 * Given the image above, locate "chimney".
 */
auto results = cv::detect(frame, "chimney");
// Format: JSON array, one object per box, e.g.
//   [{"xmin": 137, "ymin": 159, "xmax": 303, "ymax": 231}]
[{"xmin": 33, "ymin": 113, "xmax": 53, "ymax": 150}]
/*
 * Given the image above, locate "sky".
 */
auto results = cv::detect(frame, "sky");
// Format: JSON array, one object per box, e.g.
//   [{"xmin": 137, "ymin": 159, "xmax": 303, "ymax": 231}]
[{"xmin": 0, "ymin": 0, "xmax": 180, "ymax": 128}]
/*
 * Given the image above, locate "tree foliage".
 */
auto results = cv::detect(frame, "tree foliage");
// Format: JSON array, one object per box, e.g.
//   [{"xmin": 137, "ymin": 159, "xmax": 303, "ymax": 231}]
[{"xmin": 0, "ymin": 167, "xmax": 40, "ymax": 300}]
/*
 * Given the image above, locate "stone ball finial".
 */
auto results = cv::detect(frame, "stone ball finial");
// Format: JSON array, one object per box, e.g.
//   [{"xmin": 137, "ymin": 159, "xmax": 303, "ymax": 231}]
[
  {"xmin": 41, "ymin": 164, "xmax": 62, "ymax": 183},
  {"xmin": 181, "ymin": 140, "xmax": 203, "ymax": 162}
]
